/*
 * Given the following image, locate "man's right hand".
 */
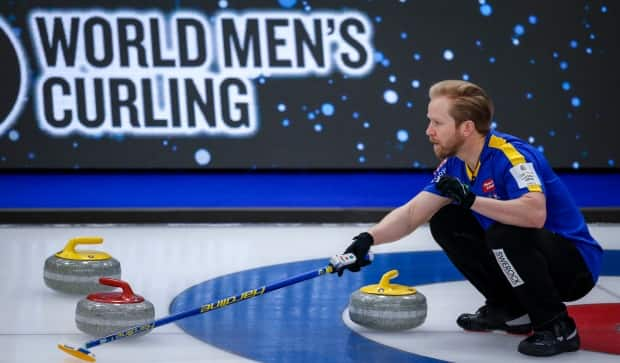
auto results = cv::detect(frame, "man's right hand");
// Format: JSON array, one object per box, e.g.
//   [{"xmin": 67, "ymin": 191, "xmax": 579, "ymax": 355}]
[
  {"xmin": 337, "ymin": 232, "xmax": 374, "ymax": 276},
  {"xmin": 437, "ymin": 175, "xmax": 476, "ymax": 208}
]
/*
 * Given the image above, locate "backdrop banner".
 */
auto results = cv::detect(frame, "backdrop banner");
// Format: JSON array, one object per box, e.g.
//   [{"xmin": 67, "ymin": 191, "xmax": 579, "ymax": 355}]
[{"xmin": 0, "ymin": 1, "xmax": 617, "ymax": 169}]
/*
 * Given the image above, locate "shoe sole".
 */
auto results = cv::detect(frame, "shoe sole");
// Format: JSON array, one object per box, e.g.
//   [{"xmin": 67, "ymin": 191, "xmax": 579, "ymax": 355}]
[
  {"xmin": 458, "ymin": 321, "xmax": 532, "ymax": 335},
  {"xmin": 461, "ymin": 327, "xmax": 532, "ymax": 335},
  {"xmin": 518, "ymin": 339, "xmax": 580, "ymax": 356}
]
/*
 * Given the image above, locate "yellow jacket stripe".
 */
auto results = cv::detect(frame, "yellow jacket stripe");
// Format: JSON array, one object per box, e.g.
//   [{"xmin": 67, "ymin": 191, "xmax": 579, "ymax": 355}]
[{"xmin": 488, "ymin": 135, "xmax": 542, "ymax": 192}]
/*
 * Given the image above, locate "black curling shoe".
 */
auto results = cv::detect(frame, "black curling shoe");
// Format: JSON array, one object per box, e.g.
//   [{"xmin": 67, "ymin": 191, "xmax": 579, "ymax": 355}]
[
  {"xmin": 518, "ymin": 314, "xmax": 580, "ymax": 357},
  {"xmin": 457, "ymin": 305, "xmax": 532, "ymax": 334}
]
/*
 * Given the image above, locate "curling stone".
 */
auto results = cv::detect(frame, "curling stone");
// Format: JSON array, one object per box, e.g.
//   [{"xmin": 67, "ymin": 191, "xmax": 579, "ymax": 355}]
[
  {"xmin": 75, "ymin": 277, "xmax": 155, "ymax": 337},
  {"xmin": 44, "ymin": 237, "xmax": 121, "ymax": 294},
  {"xmin": 348, "ymin": 269, "xmax": 427, "ymax": 331}
]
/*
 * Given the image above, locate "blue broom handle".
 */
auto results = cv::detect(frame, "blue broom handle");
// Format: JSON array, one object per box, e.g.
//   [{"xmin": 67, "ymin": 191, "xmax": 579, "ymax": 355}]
[{"xmin": 84, "ymin": 265, "xmax": 332, "ymax": 349}]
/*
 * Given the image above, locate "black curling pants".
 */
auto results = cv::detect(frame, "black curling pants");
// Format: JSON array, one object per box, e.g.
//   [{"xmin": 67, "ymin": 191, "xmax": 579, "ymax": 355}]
[{"xmin": 429, "ymin": 205, "xmax": 595, "ymax": 328}]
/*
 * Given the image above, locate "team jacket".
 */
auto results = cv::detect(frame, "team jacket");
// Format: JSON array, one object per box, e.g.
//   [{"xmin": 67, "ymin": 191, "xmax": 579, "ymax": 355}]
[{"xmin": 423, "ymin": 129, "xmax": 603, "ymax": 282}]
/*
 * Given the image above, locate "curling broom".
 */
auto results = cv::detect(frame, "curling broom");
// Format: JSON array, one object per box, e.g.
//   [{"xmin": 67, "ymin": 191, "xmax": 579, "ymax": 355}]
[{"xmin": 58, "ymin": 252, "xmax": 371, "ymax": 362}]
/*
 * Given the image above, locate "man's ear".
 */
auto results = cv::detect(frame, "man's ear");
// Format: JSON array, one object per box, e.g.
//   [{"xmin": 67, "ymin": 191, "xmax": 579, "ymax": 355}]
[{"xmin": 460, "ymin": 120, "xmax": 476, "ymax": 136}]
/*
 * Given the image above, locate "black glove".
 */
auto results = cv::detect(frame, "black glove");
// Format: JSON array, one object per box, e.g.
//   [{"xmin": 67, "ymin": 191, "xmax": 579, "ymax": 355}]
[
  {"xmin": 436, "ymin": 175, "xmax": 476, "ymax": 209},
  {"xmin": 337, "ymin": 232, "xmax": 373, "ymax": 276}
]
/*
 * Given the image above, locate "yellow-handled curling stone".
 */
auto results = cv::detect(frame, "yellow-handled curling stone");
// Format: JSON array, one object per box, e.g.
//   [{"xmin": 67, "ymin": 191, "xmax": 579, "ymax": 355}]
[
  {"xmin": 348, "ymin": 269, "xmax": 427, "ymax": 330},
  {"xmin": 75, "ymin": 277, "xmax": 155, "ymax": 337},
  {"xmin": 43, "ymin": 237, "xmax": 121, "ymax": 294}
]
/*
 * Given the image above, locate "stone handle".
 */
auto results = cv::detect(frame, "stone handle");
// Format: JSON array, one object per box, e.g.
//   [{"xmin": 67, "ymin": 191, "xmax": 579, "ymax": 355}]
[
  {"xmin": 98, "ymin": 277, "xmax": 137, "ymax": 301},
  {"xmin": 63, "ymin": 236, "xmax": 103, "ymax": 253},
  {"xmin": 378, "ymin": 269, "xmax": 399, "ymax": 290}
]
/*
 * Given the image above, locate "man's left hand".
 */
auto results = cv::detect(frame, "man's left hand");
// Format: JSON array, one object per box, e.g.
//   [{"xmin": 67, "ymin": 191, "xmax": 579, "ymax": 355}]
[{"xmin": 437, "ymin": 175, "xmax": 476, "ymax": 208}]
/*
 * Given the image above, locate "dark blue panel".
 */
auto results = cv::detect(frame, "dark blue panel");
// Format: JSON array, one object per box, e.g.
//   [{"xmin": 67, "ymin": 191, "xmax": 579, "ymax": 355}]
[
  {"xmin": 560, "ymin": 173, "xmax": 620, "ymax": 208},
  {"xmin": 0, "ymin": 171, "xmax": 618, "ymax": 208},
  {"xmin": 0, "ymin": 172, "xmax": 430, "ymax": 208}
]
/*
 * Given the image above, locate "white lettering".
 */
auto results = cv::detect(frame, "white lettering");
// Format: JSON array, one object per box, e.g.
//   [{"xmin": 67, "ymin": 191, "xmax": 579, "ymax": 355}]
[
  {"xmin": 27, "ymin": 9, "xmax": 375, "ymax": 137},
  {"xmin": 493, "ymin": 248, "xmax": 525, "ymax": 287}
]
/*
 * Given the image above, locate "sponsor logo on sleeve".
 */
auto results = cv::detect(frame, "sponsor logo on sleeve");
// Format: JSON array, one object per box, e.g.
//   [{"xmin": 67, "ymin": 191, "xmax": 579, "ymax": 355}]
[{"xmin": 509, "ymin": 162, "xmax": 541, "ymax": 189}]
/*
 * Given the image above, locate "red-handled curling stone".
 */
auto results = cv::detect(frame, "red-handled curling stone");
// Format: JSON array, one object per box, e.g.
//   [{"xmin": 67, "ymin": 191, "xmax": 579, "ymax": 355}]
[{"xmin": 75, "ymin": 277, "xmax": 155, "ymax": 337}]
